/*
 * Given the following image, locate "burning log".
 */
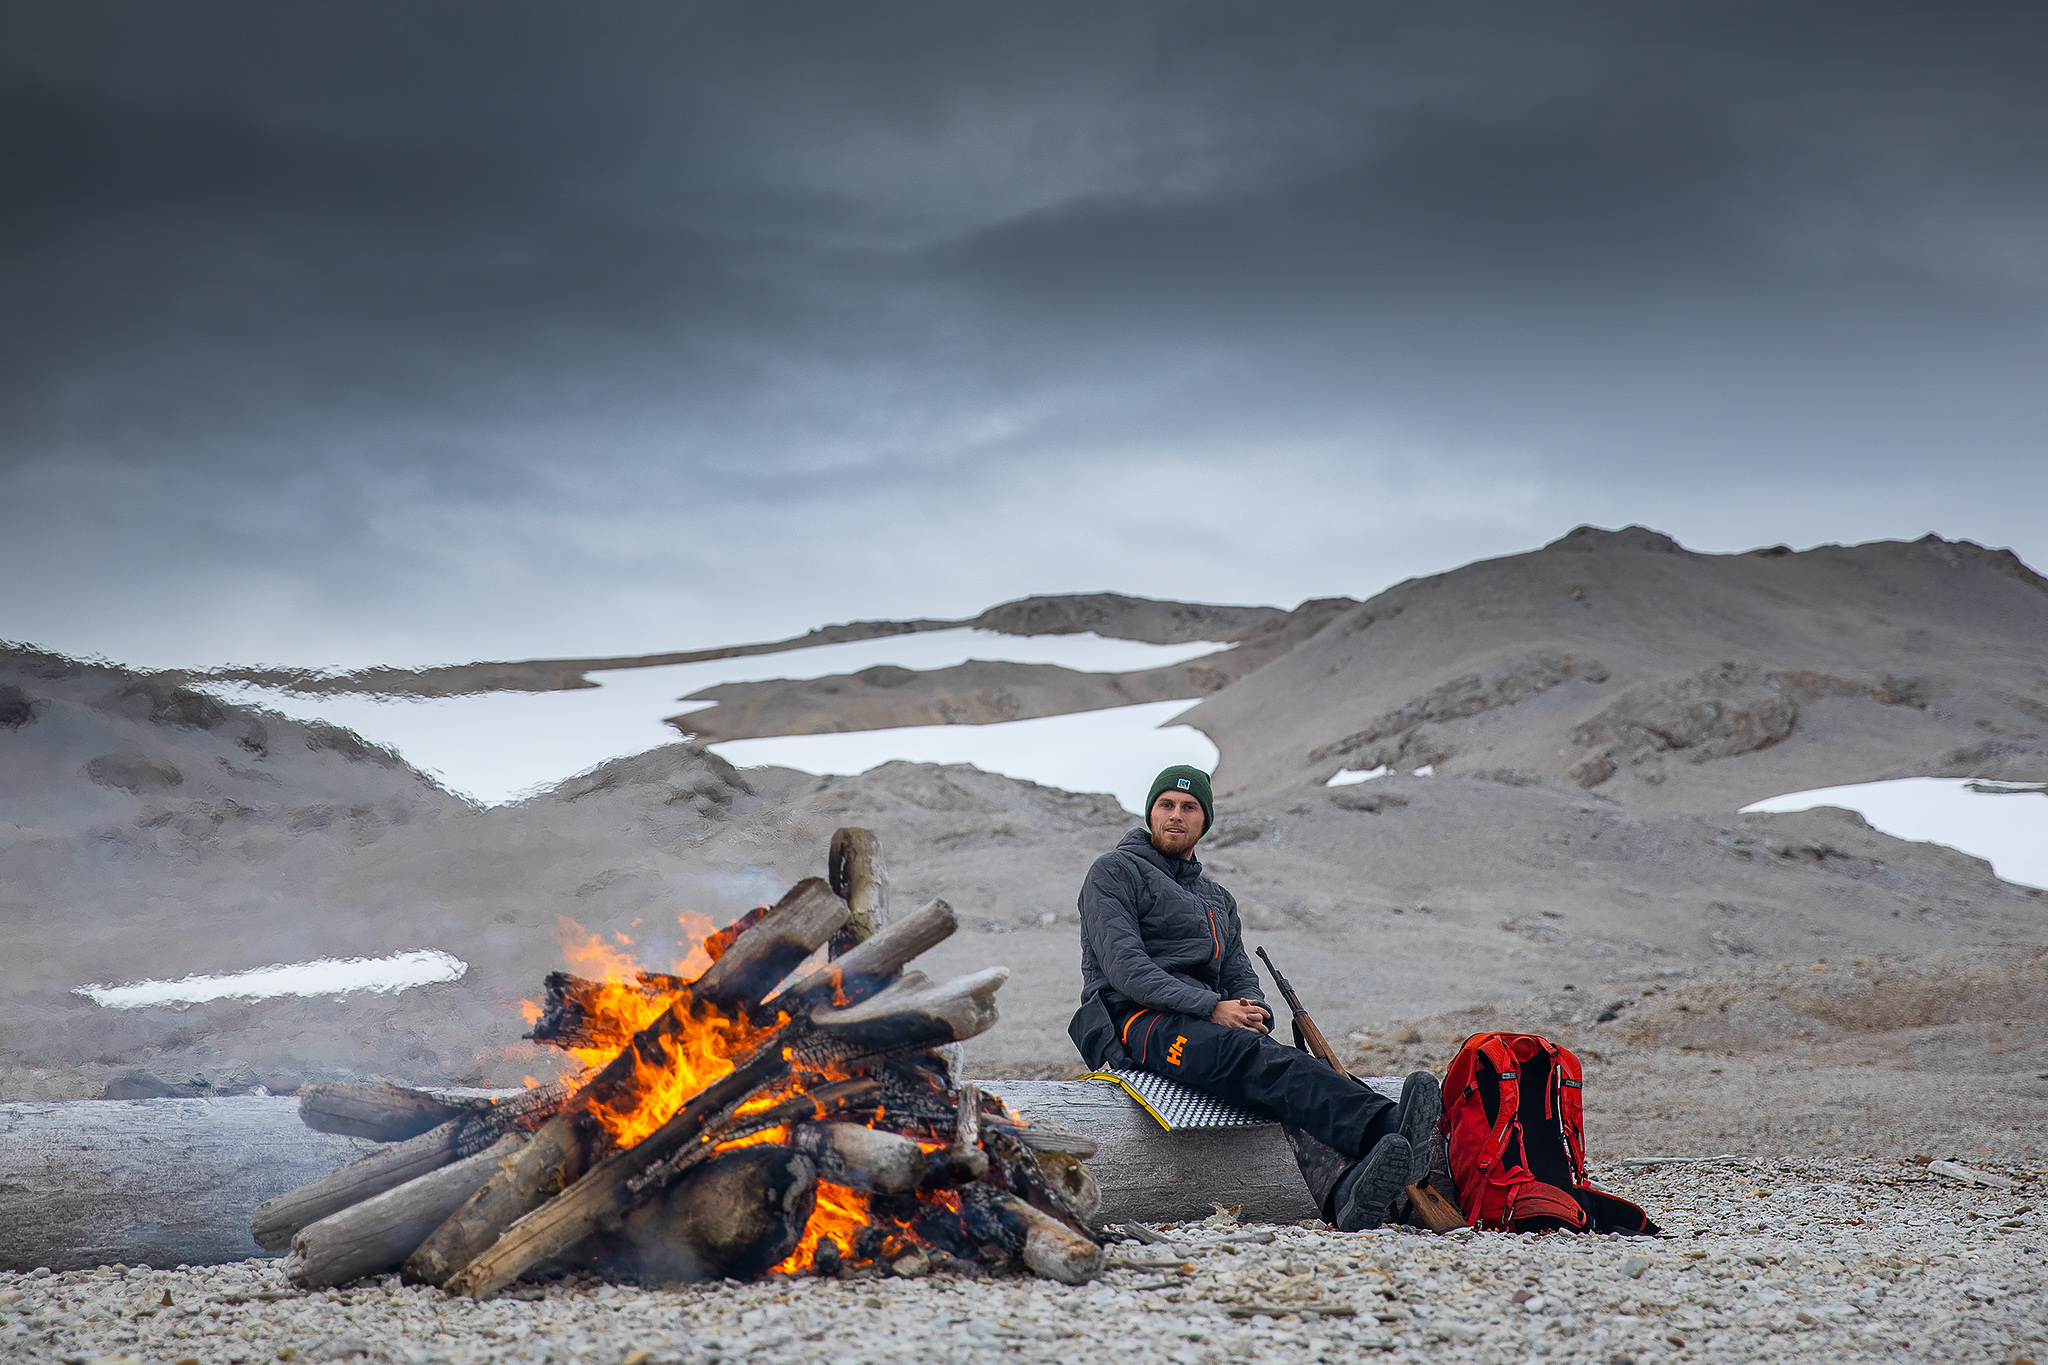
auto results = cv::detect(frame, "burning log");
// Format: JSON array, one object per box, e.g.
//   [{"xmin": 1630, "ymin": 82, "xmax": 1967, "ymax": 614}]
[
  {"xmin": 602, "ymin": 1147, "xmax": 818, "ymax": 1285},
  {"xmin": 297, "ymin": 1082, "xmax": 490, "ymax": 1143},
  {"xmin": 791, "ymin": 1122, "xmax": 926, "ymax": 1196},
  {"xmin": 440, "ymin": 1026, "xmax": 801, "ymax": 1297},
  {"xmin": 285, "ymin": 1133, "xmax": 528, "ymax": 1289},
  {"xmin": 446, "ymin": 970, "xmax": 1010, "ymax": 1297},
  {"xmin": 827, "ymin": 826, "xmax": 887, "ymax": 958},
  {"xmin": 406, "ymin": 880, "xmax": 849, "ymax": 1287},
  {"xmin": 926, "ymin": 1083, "xmax": 988, "ymax": 1186},
  {"xmin": 760, "ymin": 897, "xmax": 957, "ymax": 1021},
  {"xmin": 693, "ymin": 877, "xmax": 850, "ymax": 1011},
  {"xmin": 252, "ymin": 1084, "xmax": 567, "ymax": 1251},
  {"xmin": 801, "ymin": 967, "xmax": 1007, "ymax": 1063}
]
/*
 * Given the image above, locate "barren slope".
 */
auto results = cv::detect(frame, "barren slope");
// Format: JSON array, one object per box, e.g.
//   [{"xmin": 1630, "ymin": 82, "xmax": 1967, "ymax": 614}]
[{"xmin": 1180, "ymin": 528, "xmax": 2048, "ymax": 811}]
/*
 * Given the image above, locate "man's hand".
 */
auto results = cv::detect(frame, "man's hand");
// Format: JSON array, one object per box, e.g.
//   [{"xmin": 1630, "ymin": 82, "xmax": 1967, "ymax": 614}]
[{"xmin": 1211, "ymin": 998, "xmax": 1272, "ymax": 1033}]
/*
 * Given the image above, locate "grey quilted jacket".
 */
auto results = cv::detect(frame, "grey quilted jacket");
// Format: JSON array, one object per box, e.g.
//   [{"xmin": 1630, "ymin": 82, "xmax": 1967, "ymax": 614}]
[{"xmin": 1070, "ymin": 827, "xmax": 1264, "ymax": 1064}]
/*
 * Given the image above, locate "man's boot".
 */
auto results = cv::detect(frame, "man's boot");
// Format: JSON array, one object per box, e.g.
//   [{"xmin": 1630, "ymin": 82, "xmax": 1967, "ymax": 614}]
[
  {"xmin": 1329, "ymin": 1133, "xmax": 1411, "ymax": 1232},
  {"xmin": 1396, "ymin": 1070, "xmax": 1442, "ymax": 1187}
]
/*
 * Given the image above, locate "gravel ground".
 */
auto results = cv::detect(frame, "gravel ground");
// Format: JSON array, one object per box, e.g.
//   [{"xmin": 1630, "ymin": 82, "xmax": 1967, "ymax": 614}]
[{"xmin": 5, "ymin": 1159, "xmax": 2042, "ymax": 1365}]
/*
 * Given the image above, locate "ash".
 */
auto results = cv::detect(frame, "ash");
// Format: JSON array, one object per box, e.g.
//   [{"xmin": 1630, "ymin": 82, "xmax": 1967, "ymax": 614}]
[{"xmin": 8, "ymin": 1158, "xmax": 2042, "ymax": 1365}]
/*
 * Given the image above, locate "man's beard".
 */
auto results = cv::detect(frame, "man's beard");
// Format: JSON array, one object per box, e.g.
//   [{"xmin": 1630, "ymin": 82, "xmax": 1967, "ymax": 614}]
[{"xmin": 1150, "ymin": 826, "xmax": 1200, "ymax": 858}]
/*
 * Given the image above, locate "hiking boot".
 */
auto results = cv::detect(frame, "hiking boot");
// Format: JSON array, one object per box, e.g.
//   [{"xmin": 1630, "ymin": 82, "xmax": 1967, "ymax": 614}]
[
  {"xmin": 1397, "ymin": 1070, "xmax": 1443, "ymax": 1188},
  {"xmin": 1330, "ymin": 1133, "xmax": 1411, "ymax": 1232}
]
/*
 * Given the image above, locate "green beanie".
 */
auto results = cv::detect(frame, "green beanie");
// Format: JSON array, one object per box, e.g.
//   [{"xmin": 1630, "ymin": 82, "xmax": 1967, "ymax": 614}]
[{"xmin": 1145, "ymin": 764, "xmax": 1214, "ymax": 832}]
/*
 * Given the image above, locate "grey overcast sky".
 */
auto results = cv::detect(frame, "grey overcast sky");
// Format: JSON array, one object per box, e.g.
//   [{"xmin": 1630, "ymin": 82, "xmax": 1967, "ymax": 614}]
[{"xmin": 3, "ymin": 2, "xmax": 2044, "ymax": 669}]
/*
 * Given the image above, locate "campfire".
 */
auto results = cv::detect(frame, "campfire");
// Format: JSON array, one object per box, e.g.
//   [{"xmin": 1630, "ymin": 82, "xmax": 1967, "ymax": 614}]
[{"xmin": 251, "ymin": 829, "xmax": 1105, "ymax": 1290}]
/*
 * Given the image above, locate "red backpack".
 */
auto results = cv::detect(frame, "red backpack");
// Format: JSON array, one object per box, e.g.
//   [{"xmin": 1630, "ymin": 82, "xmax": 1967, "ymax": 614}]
[{"xmin": 1441, "ymin": 1032, "xmax": 1658, "ymax": 1234}]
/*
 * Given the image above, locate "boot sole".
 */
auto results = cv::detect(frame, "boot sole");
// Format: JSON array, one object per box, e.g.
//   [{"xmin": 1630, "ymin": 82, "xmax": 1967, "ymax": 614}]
[
  {"xmin": 1333, "ymin": 1135, "xmax": 1412, "ymax": 1232},
  {"xmin": 1398, "ymin": 1071, "xmax": 1443, "ymax": 1188}
]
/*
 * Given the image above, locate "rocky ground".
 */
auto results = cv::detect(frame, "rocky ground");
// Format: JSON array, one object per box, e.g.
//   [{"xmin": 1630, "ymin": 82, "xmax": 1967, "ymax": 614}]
[{"xmin": 5, "ymin": 1159, "xmax": 2041, "ymax": 1365}]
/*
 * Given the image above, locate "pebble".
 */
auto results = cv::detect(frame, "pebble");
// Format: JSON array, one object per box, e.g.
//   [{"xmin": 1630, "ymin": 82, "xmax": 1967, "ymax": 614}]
[{"xmin": 4, "ymin": 1158, "xmax": 2042, "ymax": 1364}]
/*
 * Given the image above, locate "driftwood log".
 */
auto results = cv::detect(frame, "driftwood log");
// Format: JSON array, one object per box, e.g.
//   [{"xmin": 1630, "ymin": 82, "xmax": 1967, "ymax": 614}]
[
  {"xmin": 296, "ymin": 1082, "xmax": 490, "ymax": 1142},
  {"xmin": 791, "ymin": 1121, "xmax": 926, "ymax": 1195},
  {"xmin": 604, "ymin": 1146, "xmax": 818, "ymax": 1284},
  {"xmin": 286, "ymin": 1132, "xmax": 528, "ymax": 1289},
  {"xmin": 827, "ymin": 826, "xmax": 887, "ymax": 958},
  {"xmin": 252, "ymin": 1118, "xmax": 471, "ymax": 1251},
  {"xmin": 980, "ymin": 1077, "xmax": 1403, "ymax": 1225},
  {"xmin": 251, "ymin": 1082, "xmax": 567, "ymax": 1250}
]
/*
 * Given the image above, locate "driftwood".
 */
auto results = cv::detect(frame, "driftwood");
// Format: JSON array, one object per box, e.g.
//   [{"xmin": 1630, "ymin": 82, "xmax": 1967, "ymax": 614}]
[
  {"xmin": 297, "ymin": 1082, "xmax": 488, "ymax": 1143},
  {"xmin": 406, "ymin": 883, "xmax": 848, "ymax": 1287},
  {"xmin": 0, "ymin": 1096, "xmax": 367, "ymax": 1272},
  {"xmin": 607, "ymin": 1147, "xmax": 818, "ymax": 1284},
  {"xmin": 791, "ymin": 1122, "xmax": 926, "ymax": 1195},
  {"xmin": 827, "ymin": 826, "xmax": 887, "ymax": 958},
  {"xmin": 442, "ymin": 1028, "xmax": 799, "ymax": 1297},
  {"xmin": 253, "ymin": 1119, "xmax": 466, "ymax": 1251},
  {"xmin": 693, "ymin": 878, "xmax": 849, "ymax": 1012},
  {"xmin": 803, "ymin": 967, "xmax": 1006, "ymax": 1060},
  {"xmin": 928, "ymin": 1082, "xmax": 988, "ymax": 1186},
  {"xmin": 763, "ymin": 897, "xmax": 956, "ymax": 1020},
  {"xmin": 992, "ymin": 1191, "xmax": 1104, "ymax": 1285},
  {"xmin": 286, "ymin": 1133, "xmax": 528, "ymax": 1289},
  {"xmin": 253, "ymin": 1083, "xmax": 569, "ymax": 1251}
]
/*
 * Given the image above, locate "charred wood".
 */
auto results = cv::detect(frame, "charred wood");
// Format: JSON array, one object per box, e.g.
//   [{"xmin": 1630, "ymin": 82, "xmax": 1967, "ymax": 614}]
[
  {"xmin": 408, "ymin": 883, "xmax": 844, "ymax": 1286},
  {"xmin": 630, "ymin": 1077, "xmax": 880, "ymax": 1193},
  {"xmin": 600, "ymin": 1147, "xmax": 817, "ymax": 1285},
  {"xmin": 526, "ymin": 972, "xmax": 682, "ymax": 1053},
  {"xmin": 761, "ymin": 897, "xmax": 956, "ymax": 1021},
  {"xmin": 925, "ymin": 1083, "xmax": 987, "ymax": 1186},
  {"xmin": 701, "ymin": 903, "xmax": 769, "ymax": 963},
  {"xmin": 982, "ymin": 1127, "xmax": 1100, "ymax": 1239},
  {"xmin": 441, "ymin": 1027, "xmax": 799, "ymax": 1297},
  {"xmin": 791, "ymin": 1121, "xmax": 926, "ymax": 1196}
]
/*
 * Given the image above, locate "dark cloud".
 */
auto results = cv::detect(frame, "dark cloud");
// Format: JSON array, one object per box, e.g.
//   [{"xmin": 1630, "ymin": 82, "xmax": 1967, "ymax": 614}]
[{"xmin": 1, "ymin": 2, "xmax": 2043, "ymax": 666}]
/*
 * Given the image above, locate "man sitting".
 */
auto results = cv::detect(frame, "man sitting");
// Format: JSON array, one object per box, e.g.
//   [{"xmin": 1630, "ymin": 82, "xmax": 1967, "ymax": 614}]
[{"xmin": 1068, "ymin": 764, "xmax": 1440, "ymax": 1230}]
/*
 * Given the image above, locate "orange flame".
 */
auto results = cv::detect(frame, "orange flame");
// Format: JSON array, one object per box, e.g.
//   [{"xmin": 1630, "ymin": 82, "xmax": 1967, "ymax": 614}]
[
  {"xmin": 777, "ymin": 1181, "xmax": 873, "ymax": 1274},
  {"xmin": 522, "ymin": 906, "xmax": 970, "ymax": 1274}
]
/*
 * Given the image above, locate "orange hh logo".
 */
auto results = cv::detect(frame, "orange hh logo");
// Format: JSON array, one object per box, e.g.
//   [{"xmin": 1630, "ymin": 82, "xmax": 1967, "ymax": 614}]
[{"xmin": 1167, "ymin": 1034, "xmax": 1187, "ymax": 1066}]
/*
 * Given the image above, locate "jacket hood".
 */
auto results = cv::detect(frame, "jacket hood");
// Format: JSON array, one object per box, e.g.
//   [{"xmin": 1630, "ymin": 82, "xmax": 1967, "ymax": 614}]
[{"xmin": 1118, "ymin": 825, "xmax": 1203, "ymax": 884}]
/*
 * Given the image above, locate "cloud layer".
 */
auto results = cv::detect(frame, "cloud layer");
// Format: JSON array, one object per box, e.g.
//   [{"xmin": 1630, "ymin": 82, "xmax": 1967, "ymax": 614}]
[{"xmin": 4, "ymin": 2, "xmax": 2044, "ymax": 667}]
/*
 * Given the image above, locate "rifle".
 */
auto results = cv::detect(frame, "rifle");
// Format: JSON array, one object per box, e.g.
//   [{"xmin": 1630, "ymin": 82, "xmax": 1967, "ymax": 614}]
[
  {"xmin": 1254, "ymin": 946, "xmax": 1340, "ymax": 1070},
  {"xmin": 1255, "ymin": 945, "xmax": 1467, "ymax": 1233}
]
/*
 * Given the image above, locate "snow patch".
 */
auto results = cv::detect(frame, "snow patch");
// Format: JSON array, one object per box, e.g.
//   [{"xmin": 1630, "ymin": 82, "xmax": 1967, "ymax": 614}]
[
  {"xmin": 710, "ymin": 699, "xmax": 1217, "ymax": 814},
  {"xmin": 1740, "ymin": 778, "xmax": 2048, "ymax": 890},
  {"xmin": 211, "ymin": 629, "xmax": 1231, "ymax": 805},
  {"xmin": 79, "ymin": 949, "xmax": 469, "ymax": 1008}
]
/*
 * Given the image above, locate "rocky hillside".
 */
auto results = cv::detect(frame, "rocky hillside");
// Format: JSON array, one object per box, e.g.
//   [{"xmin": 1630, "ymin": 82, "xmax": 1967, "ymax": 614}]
[
  {"xmin": 1184, "ymin": 529, "xmax": 2048, "ymax": 812},
  {"xmin": 5, "ymin": 531, "xmax": 2045, "ymax": 1118}
]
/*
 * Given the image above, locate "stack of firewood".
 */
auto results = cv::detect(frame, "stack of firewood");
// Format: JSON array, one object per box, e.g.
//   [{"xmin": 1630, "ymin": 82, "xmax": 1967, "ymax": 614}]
[{"xmin": 251, "ymin": 830, "xmax": 1105, "ymax": 1291}]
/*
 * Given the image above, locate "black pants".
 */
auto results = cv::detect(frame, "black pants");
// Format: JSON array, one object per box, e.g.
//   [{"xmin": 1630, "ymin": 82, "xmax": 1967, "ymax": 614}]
[{"xmin": 1117, "ymin": 1009, "xmax": 1397, "ymax": 1159}]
